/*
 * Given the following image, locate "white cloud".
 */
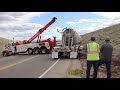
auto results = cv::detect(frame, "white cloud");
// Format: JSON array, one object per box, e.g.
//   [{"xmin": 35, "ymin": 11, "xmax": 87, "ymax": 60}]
[
  {"xmin": 91, "ymin": 12, "xmax": 120, "ymax": 30},
  {"xmin": 42, "ymin": 32, "xmax": 62, "ymax": 41},
  {"xmin": 78, "ymin": 19, "xmax": 105, "ymax": 23},
  {"xmin": 77, "ymin": 20, "xmax": 115, "ymax": 35},
  {"xmin": 68, "ymin": 13, "xmax": 120, "ymax": 35},
  {"xmin": 0, "ymin": 23, "xmax": 61, "ymax": 41},
  {"xmin": 100, "ymin": 21, "xmax": 113, "ymax": 27},
  {"xmin": 99, "ymin": 19, "xmax": 120, "ymax": 27},
  {"xmin": 0, "ymin": 23, "xmax": 43, "ymax": 31},
  {"xmin": 92, "ymin": 12, "xmax": 120, "ymax": 19},
  {"xmin": 0, "ymin": 12, "xmax": 48, "ymax": 41},
  {"xmin": 46, "ymin": 27, "xmax": 62, "ymax": 32},
  {"xmin": 0, "ymin": 12, "xmax": 47, "ymax": 23},
  {"xmin": 0, "ymin": 22, "xmax": 44, "ymax": 41},
  {"xmin": 91, "ymin": 24, "xmax": 96, "ymax": 26},
  {"xmin": 42, "ymin": 27, "xmax": 62, "ymax": 40},
  {"xmin": 66, "ymin": 18, "xmax": 105, "ymax": 26},
  {"xmin": 75, "ymin": 12, "xmax": 120, "ymax": 35},
  {"xmin": 66, "ymin": 21, "xmax": 76, "ymax": 25},
  {"xmin": 66, "ymin": 12, "xmax": 120, "ymax": 34}
]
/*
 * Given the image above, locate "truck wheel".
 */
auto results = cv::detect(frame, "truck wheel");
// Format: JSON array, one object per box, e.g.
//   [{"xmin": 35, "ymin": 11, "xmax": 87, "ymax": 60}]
[
  {"xmin": 40, "ymin": 47, "xmax": 48, "ymax": 54},
  {"xmin": 58, "ymin": 52, "xmax": 63, "ymax": 58},
  {"xmin": 34, "ymin": 48, "xmax": 40, "ymax": 54},
  {"xmin": 3, "ymin": 52, "xmax": 7, "ymax": 57},
  {"xmin": 27, "ymin": 49, "xmax": 33, "ymax": 55},
  {"xmin": 53, "ymin": 58, "xmax": 58, "ymax": 60}
]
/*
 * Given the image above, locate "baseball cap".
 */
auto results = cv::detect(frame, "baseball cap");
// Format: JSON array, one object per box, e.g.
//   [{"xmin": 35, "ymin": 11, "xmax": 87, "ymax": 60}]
[{"xmin": 105, "ymin": 36, "xmax": 110, "ymax": 40}]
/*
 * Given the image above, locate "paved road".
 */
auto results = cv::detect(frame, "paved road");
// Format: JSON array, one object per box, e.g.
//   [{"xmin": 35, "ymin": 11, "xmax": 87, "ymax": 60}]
[
  {"xmin": 42, "ymin": 59, "xmax": 72, "ymax": 78},
  {"xmin": 42, "ymin": 58, "xmax": 82, "ymax": 78},
  {"xmin": 0, "ymin": 54, "xmax": 57, "ymax": 78}
]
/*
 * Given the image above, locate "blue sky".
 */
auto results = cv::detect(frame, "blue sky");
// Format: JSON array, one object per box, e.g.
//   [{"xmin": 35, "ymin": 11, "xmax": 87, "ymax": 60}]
[
  {"xmin": 29, "ymin": 12, "xmax": 108, "ymax": 29},
  {"xmin": 0, "ymin": 12, "xmax": 120, "ymax": 41}
]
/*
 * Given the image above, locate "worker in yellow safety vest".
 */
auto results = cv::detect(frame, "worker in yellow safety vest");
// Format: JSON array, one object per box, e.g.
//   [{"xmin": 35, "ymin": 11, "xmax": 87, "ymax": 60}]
[{"xmin": 86, "ymin": 37, "xmax": 100, "ymax": 78}]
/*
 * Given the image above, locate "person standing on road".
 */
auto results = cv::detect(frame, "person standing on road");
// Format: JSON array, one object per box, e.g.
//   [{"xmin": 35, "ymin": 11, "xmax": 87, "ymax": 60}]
[
  {"xmin": 98, "ymin": 36, "xmax": 113, "ymax": 78},
  {"xmin": 86, "ymin": 37, "xmax": 100, "ymax": 78},
  {"xmin": 77, "ymin": 42, "xmax": 83, "ymax": 59}
]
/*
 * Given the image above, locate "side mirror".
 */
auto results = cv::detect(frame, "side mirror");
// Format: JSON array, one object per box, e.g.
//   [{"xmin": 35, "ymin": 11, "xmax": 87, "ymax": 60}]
[{"xmin": 8, "ymin": 44, "xmax": 10, "ymax": 47}]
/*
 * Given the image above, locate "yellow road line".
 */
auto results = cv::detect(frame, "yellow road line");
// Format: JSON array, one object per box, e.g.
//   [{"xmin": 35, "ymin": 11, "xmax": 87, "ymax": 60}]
[{"xmin": 0, "ymin": 55, "xmax": 39, "ymax": 71}]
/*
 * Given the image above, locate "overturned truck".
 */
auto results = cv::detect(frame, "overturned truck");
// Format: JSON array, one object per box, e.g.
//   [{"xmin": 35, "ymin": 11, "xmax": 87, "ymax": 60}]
[{"xmin": 52, "ymin": 28, "xmax": 83, "ymax": 59}]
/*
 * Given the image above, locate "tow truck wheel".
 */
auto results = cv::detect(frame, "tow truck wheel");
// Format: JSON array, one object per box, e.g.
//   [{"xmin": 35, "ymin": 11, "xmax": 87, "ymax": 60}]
[
  {"xmin": 40, "ymin": 47, "xmax": 48, "ymax": 54},
  {"xmin": 34, "ymin": 48, "xmax": 40, "ymax": 54},
  {"xmin": 3, "ymin": 52, "xmax": 7, "ymax": 57},
  {"xmin": 27, "ymin": 49, "xmax": 33, "ymax": 55}
]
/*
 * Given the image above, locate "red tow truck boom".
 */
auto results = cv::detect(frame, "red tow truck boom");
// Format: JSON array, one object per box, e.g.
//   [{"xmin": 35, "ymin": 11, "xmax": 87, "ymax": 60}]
[{"xmin": 25, "ymin": 17, "xmax": 57, "ymax": 44}]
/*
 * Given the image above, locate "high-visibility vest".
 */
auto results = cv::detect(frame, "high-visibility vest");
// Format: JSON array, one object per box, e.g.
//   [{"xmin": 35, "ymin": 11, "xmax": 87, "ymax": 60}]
[{"xmin": 87, "ymin": 42, "xmax": 100, "ymax": 61}]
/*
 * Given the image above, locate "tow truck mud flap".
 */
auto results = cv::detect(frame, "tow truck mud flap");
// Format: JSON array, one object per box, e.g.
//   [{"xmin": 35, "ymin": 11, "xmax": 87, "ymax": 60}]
[
  {"xmin": 52, "ymin": 52, "xmax": 58, "ymax": 58},
  {"xmin": 70, "ymin": 51, "xmax": 77, "ymax": 59}
]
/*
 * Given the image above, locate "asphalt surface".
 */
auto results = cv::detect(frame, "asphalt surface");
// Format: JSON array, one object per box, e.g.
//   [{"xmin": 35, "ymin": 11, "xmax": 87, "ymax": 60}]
[
  {"xmin": 0, "ymin": 54, "xmax": 57, "ymax": 78},
  {"xmin": 42, "ymin": 58, "xmax": 82, "ymax": 78},
  {"xmin": 42, "ymin": 59, "xmax": 72, "ymax": 78}
]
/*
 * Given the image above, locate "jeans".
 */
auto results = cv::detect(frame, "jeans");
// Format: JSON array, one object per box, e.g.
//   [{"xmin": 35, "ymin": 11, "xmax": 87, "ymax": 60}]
[
  {"xmin": 86, "ymin": 61, "xmax": 99, "ymax": 78},
  {"xmin": 98, "ymin": 59, "xmax": 111, "ymax": 78}
]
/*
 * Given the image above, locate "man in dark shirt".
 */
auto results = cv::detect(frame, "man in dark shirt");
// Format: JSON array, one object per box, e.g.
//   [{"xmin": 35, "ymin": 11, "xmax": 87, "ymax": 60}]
[{"xmin": 98, "ymin": 36, "xmax": 113, "ymax": 78}]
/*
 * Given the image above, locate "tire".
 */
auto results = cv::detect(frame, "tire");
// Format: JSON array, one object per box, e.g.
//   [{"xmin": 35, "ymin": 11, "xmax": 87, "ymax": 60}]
[
  {"xmin": 40, "ymin": 47, "xmax": 48, "ymax": 54},
  {"xmin": 34, "ymin": 48, "xmax": 40, "ymax": 54},
  {"xmin": 27, "ymin": 48, "xmax": 33, "ymax": 55},
  {"xmin": 58, "ymin": 52, "xmax": 63, "ymax": 58},
  {"xmin": 53, "ymin": 58, "xmax": 58, "ymax": 60},
  {"xmin": 3, "ymin": 52, "xmax": 7, "ymax": 57}
]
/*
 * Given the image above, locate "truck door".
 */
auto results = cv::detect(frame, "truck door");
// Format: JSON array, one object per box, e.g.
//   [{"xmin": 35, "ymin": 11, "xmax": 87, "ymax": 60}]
[{"xmin": 7, "ymin": 43, "xmax": 15, "ymax": 53}]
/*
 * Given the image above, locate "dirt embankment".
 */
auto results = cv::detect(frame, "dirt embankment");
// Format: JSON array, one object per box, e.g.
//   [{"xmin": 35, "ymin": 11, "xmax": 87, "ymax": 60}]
[
  {"xmin": 79, "ymin": 58, "xmax": 120, "ymax": 78},
  {"xmin": 0, "ymin": 37, "xmax": 10, "ymax": 58}
]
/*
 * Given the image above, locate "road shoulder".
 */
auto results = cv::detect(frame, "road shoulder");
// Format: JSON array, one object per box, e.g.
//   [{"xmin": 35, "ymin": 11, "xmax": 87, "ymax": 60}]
[{"xmin": 41, "ymin": 58, "xmax": 84, "ymax": 78}]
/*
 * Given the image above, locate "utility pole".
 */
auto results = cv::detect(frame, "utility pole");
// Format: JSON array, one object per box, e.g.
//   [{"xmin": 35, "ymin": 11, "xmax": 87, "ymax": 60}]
[{"xmin": 13, "ymin": 38, "xmax": 14, "ymax": 42}]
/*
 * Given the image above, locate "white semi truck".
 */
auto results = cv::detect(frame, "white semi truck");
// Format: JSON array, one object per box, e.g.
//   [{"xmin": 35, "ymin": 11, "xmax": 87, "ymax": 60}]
[{"xmin": 52, "ymin": 28, "xmax": 83, "ymax": 59}]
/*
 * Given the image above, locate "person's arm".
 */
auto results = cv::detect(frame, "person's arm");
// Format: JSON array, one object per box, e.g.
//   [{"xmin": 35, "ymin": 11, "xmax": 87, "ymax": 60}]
[
  {"xmin": 83, "ymin": 45, "xmax": 87, "ymax": 53},
  {"xmin": 111, "ymin": 45, "xmax": 113, "ymax": 52},
  {"xmin": 100, "ymin": 44, "xmax": 104, "ymax": 53}
]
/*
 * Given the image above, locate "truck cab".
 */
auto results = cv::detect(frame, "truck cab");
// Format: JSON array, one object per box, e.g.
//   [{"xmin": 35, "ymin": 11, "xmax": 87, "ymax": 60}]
[{"xmin": 2, "ymin": 42, "xmax": 16, "ymax": 56}]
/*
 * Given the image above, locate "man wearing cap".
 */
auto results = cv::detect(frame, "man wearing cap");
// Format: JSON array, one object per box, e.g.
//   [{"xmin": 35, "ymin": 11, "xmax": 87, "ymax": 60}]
[
  {"xmin": 86, "ymin": 37, "xmax": 100, "ymax": 78},
  {"xmin": 98, "ymin": 36, "xmax": 113, "ymax": 78}
]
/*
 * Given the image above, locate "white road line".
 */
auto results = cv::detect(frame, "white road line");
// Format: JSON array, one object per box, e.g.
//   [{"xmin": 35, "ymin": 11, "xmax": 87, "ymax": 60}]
[{"xmin": 38, "ymin": 59, "xmax": 60, "ymax": 78}]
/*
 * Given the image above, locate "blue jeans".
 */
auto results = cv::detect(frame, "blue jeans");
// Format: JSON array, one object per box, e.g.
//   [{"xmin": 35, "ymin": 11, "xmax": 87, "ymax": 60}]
[
  {"xmin": 86, "ymin": 61, "xmax": 99, "ymax": 78},
  {"xmin": 98, "ymin": 59, "xmax": 111, "ymax": 78}
]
